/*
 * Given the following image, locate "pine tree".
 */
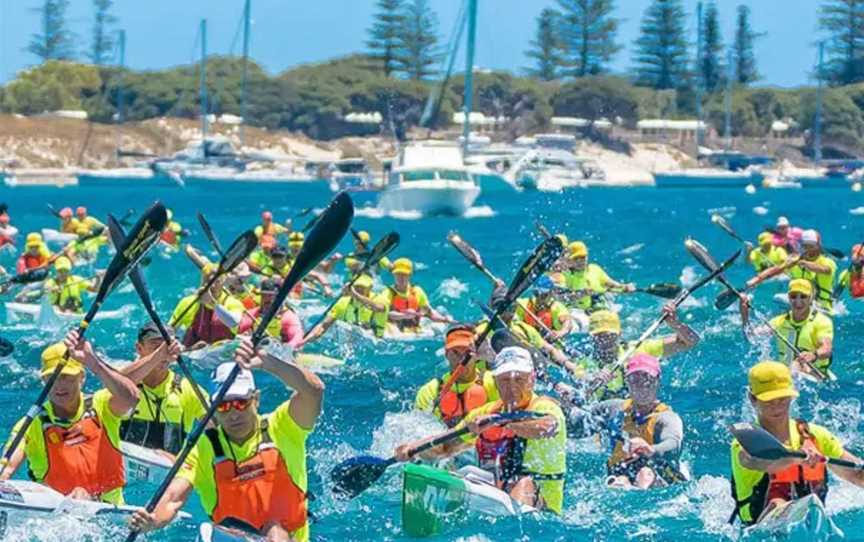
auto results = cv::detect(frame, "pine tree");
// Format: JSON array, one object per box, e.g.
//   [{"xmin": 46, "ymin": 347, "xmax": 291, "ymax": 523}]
[
  {"xmin": 632, "ymin": 0, "xmax": 690, "ymax": 89},
  {"xmin": 89, "ymin": 0, "xmax": 117, "ymax": 65},
  {"xmin": 27, "ymin": 0, "xmax": 76, "ymax": 62},
  {"xmin": 395, "ymin": 0, "xmax": 441, "ymax": 81},
  {"xmin": 524, "ymin": 8, "xmax": 566, "ymax": 80},
  {"xmin": 699, "ymin": 1, "xmax": 724, "ymax": 92},
  {"xmin": 818, "ymin": 0, "xmax": 864, "ymax": 85},
  {"xmin": 733, "ymin": 5, "xmax": 761, "ymax": 85},
  {"xmin": 366, "ymin": 0, "xmax": 405, "ymax": 77},
  {"xmin": 557, "ymin": 0, "xmax": 621, "ymax": 77}
]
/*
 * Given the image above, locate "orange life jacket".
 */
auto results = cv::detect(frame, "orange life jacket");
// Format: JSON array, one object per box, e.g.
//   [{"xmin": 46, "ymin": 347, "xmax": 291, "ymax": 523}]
[
  {"xmin": 389, "ymin": 286, "xmax": 420, "ymax": 329},
  {"xmin": 437, "ymin": 377, "xmax": 488, "ymax": 428},
  {"xmin": 21, "ymin": 253, "xmax": 47, "ymax": 270},
  {"xmin": 160, "ymin": 229, "xmax": 178, "ymax": 247},
  {"xmin": 523, "ymin": 300, "xmax": 553, "ymax": 330},
  {"xmin": 38, "ymin": 396, "xmax": 126, "ymax": 498},
  {"xmin": 851, "ymin": 269, "xmax": 864, "ymax": 298},
  {"xmin": 206, "ymin": 420, "xmax": 307, "ymax": 534}
]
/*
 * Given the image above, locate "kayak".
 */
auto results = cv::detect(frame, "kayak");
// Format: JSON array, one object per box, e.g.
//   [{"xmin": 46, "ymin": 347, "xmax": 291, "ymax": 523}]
[
  {"xmin": 40, "ymin": 228, "xmax": 76, "ymax": 245},
  {"xmin": 743, "ymin": 494, "xmax": 843, "ymax": 541},
  {"xmin": 197, "ymin": 523, "xmax": 264, "ymax": 542},
  {"xmin": 5, "ymin": 299, "xmax": 128, "ymax": 325},
  {"xmin": 334, "ymin": 320, "xmax": 447, "ymax": 343},
  {"xmin": 121, "ymin": 441, "xmax": 174, "ymax": 485},
  {"xmin": 402, "ymin": 463, "xmax": 535, "ymax": 537},
  {"xmin": 185, "ymin": 339, "xmax": 345, "ymax": 370},
  {"xmin": 0, "ymin": 479, "xmax": 139, "ymax": 537}
]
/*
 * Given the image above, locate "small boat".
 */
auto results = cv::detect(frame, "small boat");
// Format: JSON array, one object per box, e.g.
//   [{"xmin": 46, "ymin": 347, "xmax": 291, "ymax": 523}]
[
  {"xmin": 402, "ymin": 463, "xmax": 535, "ymax": 537},
  {"xmin": 329, "ymin": 158, "xmax": 375, "ymax": 192},
  {"xmin": 197, "ymin": 522, "xmax": 263, "ymax": 542},
  {"xmin": 654, "ymin": 168, "xmax": 763, "ymax": 188},
  {"xmin": 379, "ymin": 142, "xmax": 480, "ymax": 217},
  {"xmin": 743, "ymin": 494, "xmax": 843, "ymax": 541},
  {"xmin": 506, "ymin": 149, "xmax": 606, "ymax": 192},
  {"xmin": 121, "ymin": 441, "xmax": 174, "ymax": 485}
]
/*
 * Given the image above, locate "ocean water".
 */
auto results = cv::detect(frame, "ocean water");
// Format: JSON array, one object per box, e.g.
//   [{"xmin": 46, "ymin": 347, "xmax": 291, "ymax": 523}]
[{"xmin": 0, "ymin": 181, "xmax": 863, "ymax": 541}]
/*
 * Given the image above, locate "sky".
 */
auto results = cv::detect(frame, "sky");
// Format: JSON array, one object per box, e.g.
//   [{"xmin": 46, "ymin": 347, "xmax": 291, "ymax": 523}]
[{"xmin": 0, "ymin": 0, "xmax": 825, "ymax": 87}]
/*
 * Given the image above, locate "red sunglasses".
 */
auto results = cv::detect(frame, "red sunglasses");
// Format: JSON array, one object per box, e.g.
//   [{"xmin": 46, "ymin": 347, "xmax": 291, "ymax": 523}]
[{"xmin": 216, "ymin": 398, "xmax": 252, "ymax": 413}]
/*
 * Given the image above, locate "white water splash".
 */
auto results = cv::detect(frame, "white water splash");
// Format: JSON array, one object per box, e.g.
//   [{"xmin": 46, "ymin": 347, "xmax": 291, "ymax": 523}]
[
  {"xmin": 463, "ymin": 205, "xmax": 496, "ymax": 218},
  {"xmin": 437, "ymin": 277, "xmax": 469, "ymax": 299},
  {"xmin": 617, "ymin": 243, "xmax": 644, "ymax": 255},
  {"xmin": 752, "ymin": 206, "xmax": 769, "ymax": 215},
  {"xmin": 850, "ymin": 207, "xmax": 864, "ymax": 215},
  {"xmin": 680, "ymin": 265, "xmax": 698, "ymax": 287},
  {"xmin": 370, "ymin": 411, "xmax": 446, "ymax": 458}
]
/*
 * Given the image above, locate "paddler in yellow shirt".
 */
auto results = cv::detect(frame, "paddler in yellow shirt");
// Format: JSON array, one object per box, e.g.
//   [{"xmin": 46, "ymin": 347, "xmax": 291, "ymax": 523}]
[
  {"xmin": 1, "ymin": 331, "xmax": 140, "ymax": 504},
  {"xmin": 381, "ymin": 258, "xmax": 452, "ymax": 333},
  {"xmin": 130, "ymin": 338, "xmax": 324, "ymax": 542},
  {"xmin": 514, "ymin": 275, "xmax": 573, "ymax": 341},
  {"xmin": 748, "ymin": 232, "xmax": 788, "ymax": 273},
  {"xmin": 74, "ymin": 206, "xmax": 105, "ymax": 234},
  {"xmin": 559, "ymin": 241, "xmax": 635, "ymax": 312},
  {"xmin": 301, "ymin": 274, "xmax": 387, "ymax": 344},
  {"xmin": 43, "ymin": 256, "xmax": 100, "ymax": 313},
  {"xmin": 729, "ymin": 361, "xmax": 864, "ymax": 526}
]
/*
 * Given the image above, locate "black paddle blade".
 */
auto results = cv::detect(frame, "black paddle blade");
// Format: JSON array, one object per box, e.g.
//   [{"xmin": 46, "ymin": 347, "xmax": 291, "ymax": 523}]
[
  {"xmin": 715, "ymin": 288, "xmax": 740, "ymax": 310},
  {"xmin": 711, "ymin": 214, "xmax": 744, "ymax": 242},
  {"xmin": 331, "ymin": 455, "xmax": 391, "ymax": 500},
  {"xmin": 350, "ymin": 227, "xmax": 369, "ymax": 250},
  {"xmin": 220, "ymin": 230, "xmax": 259, "ymax": 274},
  {"xmin": 107, "ymin": 214, "xmax": 161, "ymax": 318},
  {"xmin": 254, "ymin": 192, "xmax": 354, "ymax": 343},
  {"xmin": 197, "ymin": 212, "xmax": 224, "ymax": 256},
  {"xmin": 448, "ymin": 231, "xmax": 484, "ymax": 268},
  {"xmin": 504, "ymin": 236, "xmax": 564, "ymax": 306},
  {"xmin": 642, "ymin": 283, "xmax": 682, "ymax": 299},
  {"xmin": 16, "ymin": 267, "xmax": 49, "ymax": 284},
  {"xmin": 97, "ymin": 203, "xmax": 167, "ymax": 299},
  {"xmin": 364, "ymin": 232, "xmax": 399, "ymax": 269},
  {"xmin": 825, "ymin": 247, "xmax": 845, "ymax": 259},
  {"xmin": 685, "ymin": 238, "xmax": 720, "ymax": 271},
  {"xmin": 729, "ymin": 423, "xmax": 803, "ymax": 461},
  {"xmin": 0, "ymin": 337, "xmax": 13, "ymax": 357}
]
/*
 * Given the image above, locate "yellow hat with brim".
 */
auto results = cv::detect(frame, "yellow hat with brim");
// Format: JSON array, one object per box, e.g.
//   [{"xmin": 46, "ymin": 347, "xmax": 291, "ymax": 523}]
[
  {"xmin": 788, "ymin": 278, "xmax": 813, "ymax": 297},
  {"xmin": 392, "ymin": 257, "xmax": 413, "ymax": 275},
  {"xmin": 589, "ymin": 310, "xmax": 621, "ymax": 335},
  {"xmin": 25, "ymin": 233, "xmax": 42, "ymax": 248},
  {"xmin": 40, "ymin": 343, "xmax": 83, "ymax": 378},
  {"xmin": 568, "ymin": 241, "xmax": 588, "ymax": 259},
  {"xmin": 54, "ymin": 256, "xmax": 72, "ymax": 272},
  {"xmin": 749, "ymin": 361, "xmax": 798, "ymax": 402},
  {"xmin": 757, "ymin": 232, "xmax": 773, "ymax": 245},
  {"xmin": 354, "ymin": 274, "xmax": 373, "ymax": 290}
]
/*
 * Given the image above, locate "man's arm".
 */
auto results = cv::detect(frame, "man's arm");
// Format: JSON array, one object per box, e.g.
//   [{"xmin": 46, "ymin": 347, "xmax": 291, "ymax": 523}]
[
  {"xmin": 118, "ymin": 340, "xmax": 181, "ymax": 384},
  {"xmin": 129, "ymin": 477, "xmax": 193, "ymax": 532},
  {"xmin": 65, "ymin": 331, "xmax": 139, "ymax": 416}
]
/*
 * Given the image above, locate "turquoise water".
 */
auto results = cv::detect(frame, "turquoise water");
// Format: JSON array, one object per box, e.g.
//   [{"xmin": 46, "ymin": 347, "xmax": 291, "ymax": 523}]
[{"xmin": 1, "ymin": 181, "xmax": 863, "ymax": 541}]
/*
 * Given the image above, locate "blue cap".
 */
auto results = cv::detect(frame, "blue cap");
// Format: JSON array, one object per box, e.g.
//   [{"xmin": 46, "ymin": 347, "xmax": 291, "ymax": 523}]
[{"xmin": 534, "ymin": 275, "xmax": 554, "ymax": 294}]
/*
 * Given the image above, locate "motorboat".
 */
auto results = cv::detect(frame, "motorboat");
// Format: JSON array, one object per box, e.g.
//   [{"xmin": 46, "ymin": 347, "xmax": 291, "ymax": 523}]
[
  {"xmin": 506, "ymin": 149, "xmax": 606, "ymax": 191},
  {"xmin": 329, "ymin": 158, "xmax": 375, "ymax": 192}
]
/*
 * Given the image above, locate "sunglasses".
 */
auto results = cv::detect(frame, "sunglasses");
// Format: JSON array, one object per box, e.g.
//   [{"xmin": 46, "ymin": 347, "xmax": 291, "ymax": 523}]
[
  {"xmin": 216, "ymin": 398, "xmax": 252, "ymax": 413},
  {"xmin": 788, "ymin": 293, "xmax": 810, "ymax": 301}
]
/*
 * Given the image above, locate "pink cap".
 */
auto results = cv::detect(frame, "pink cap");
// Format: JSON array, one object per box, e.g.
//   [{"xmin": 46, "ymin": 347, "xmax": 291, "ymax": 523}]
[
  {"xmin": 262, "ymin": 211, "xmax": 272, "ymax": 220},
  {"xmin": 625, "ymin": 353, "xmax": 660, "ymax": 378},
  {"xmin": 76, "ymin": 206, "xmax": 86, "ymax": 217},
  {"xmin": 59, "ymin": 207, "xmax": 73, "ymax": 218},
  {"xmin": 0, "ymin": 214, "xmax": 9, "ymax": 224}
]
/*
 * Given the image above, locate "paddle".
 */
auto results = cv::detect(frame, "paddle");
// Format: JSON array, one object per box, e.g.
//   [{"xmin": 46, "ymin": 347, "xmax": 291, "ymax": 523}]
[
  {"xmin": 331, "ymin": 411, "xmax": 544, "ymax": 500},
  {"xmin": 0, "ymin": 267, "xmax": 50, "ymax": 288},
  {"xmin": 168, "ymin": 230, "xmax": 259, "ymax": 329},
  {"xmin": 197, "ymin": 212, "xmax": 224, "ymax": 258},
  {"xmin": 534, "ymin": 220, "xmax": 552, "ymax": 239},
  {"xmin": 350, "ymin": 228, "xmax": 369, "ymax": 251},
  {"xmin": 447, "ymin": 231, "xmax": 501, "ymax": 284},
  {"xmin": 107, "ymin": 215, "xmax": 210, "ymax": 412},
  {"xmin": 1, "ymin": 203, "xmax": 168, "ymax": 477},
  {"xmin": 302, "ymin": 231, "xmax": 399, "ymax": 340},
  {"xmin": 730, "ymin": 423, "xmax": 864, "ymax": 469},
  {"xmin": 45, "ymin": 203, "xmax": 62, "ymax": 219},
  {"xmin": 434, "ymin": 236, "xmax": 564, "ymax": 411},
  {"xmin": 686, "ymin": 239, "xmax": 832, "ymax": 382},
  {"xmin": 585, "ymin": 243, "xmax": 740, "ymax": 399},
  {"xmin": 118, "ymin": 208, "xmax": 136, "ymax": 227},
  {"xmin": 127, "ymin": 193, "xmax": 353, "ymax": 542},
  {"xmin": 611, "ymin": 283, "xmax": 682, "ymax": 299}
]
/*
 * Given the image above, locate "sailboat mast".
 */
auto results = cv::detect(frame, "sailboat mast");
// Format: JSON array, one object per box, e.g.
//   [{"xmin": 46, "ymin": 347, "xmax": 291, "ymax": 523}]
[
  {"xmin": 115, "ymin": 29, "xmax": 126, "ymax": 163},
  {"xmin": 200, "ymin": 18, "xmax": 209, "ymax": 147},
  {"xmin": 724, "ymin": 49, "xmax": 733, "ymax": 150},
  {"xmin": 461, "ymin": 0, "xmax": 477, "ymax": 159},
  {"xmin": 240, "ymin": 0, "xmax": 251, "ymax": 147},
  {"xmin": 814, "ymin": 41, "xmax": 824, "ymax": 163},
  {"xmin": 695, "ymin": 1, "xmax": 704, "ymax": 151}
]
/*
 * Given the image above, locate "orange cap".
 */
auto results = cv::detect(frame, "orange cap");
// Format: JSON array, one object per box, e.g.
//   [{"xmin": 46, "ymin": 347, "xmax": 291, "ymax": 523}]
[{"xmin": 445, "ymin": 328, "xmax": 474, "ymax": 350}]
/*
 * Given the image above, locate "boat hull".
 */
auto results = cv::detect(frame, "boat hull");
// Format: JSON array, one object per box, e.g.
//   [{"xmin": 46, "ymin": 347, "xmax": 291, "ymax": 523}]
[
  {"xmin": 654, "ymin": 171, "xmax": 762, "ymax": 188},
  {"xmin": 743, "ymin": 494, "xmax": 843, "ymax": 541},
  {"xmin": 378, "ymin": 181, "xmax": 480, "ymax": 216},
  {"xmin": 795, "ymin": 176, "xmax": 852, "ymax": 189}
]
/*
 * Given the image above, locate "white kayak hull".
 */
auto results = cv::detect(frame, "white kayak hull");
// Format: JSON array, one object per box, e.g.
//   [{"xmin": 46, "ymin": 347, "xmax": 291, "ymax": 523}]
[
  {"xmin": 197, "ymin": 522, "xmax": 264, "ymax": 542},
  {"xmin": 185, "ymin": 340, "xmax": 345, "ymax": 370},
  {"xmin": 40, "ymin": 228, "xmax": 76, "ymax": 245},
  {"xmin": 743, "ymin": 494, "xmax": 843, "ymax": 541},
  {"xmin": 5, "ymin": 301, "xmax": 127, "ymax": 324},
  {"xmin": 121, "ymin": 441, "xmax": 174, "ymax": 485}
]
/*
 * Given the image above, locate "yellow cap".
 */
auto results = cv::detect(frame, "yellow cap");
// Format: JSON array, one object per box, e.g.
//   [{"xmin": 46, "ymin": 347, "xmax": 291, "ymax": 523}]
[
  {"xmin": 788, "ymin": 278, "xmax": 813, "ymax": 297},
  {"xmin": 288, "ymin": 232, "xmax": 305, "ymax": 248},
  {"xmin": 54, "ymin": 256, "xmax": 72, "ymax": 272},
  {"xmin": 392, "ymin": 257, "xmax": 413, "ymax": 275},
  {"xmin": 345, "ymin": 256, "xmax": 360, "ymax": 269},
  {"xmin": 568, "ymin": 241, "xmax": 588, "ymax": 259},
  {"xmin": 26, "ymin": 232, "xmax": 42, "ymax": 247},
  {"xmin": 357, "ymin": 230, "xmax": 371, "ymax": 244},
  {"xmin": 757, "ymin": 232, "xmax": 773, "ymax": 245},
  {"xmin": 40, "ymin": 343, "xmax": 84, "ymax": 378},
  {"xmin": 589, "ymin": 310, "xmax": 621, "ymax": 335},
  {"xmin": 354, "ymin": 274, "xmax": 373, "ymax": 290},
  {"xmin": 748, "ymin": 361, "xmax": 798, "ymax": 402}
]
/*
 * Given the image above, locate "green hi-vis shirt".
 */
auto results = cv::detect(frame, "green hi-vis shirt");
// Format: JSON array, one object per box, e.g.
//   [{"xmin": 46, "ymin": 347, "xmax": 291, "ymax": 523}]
[
  {"xmin": 787, "ymin": 255, "xmax": 837, "ymax": 311},
  {"xmin": 331, "ymin": 294, "xmax": 388, "ymax": 336},
  {"xmin": 44, "ymin": 275, "xmax": 90, "ymax": 312},
  {"xmin": 769, "ymin": 310, "xmax": 834, "ymax": 374},
  {"xmin": 414, "ymin": 368, "xmax": 499, "ymax": 422},
  {"xmin": 474, "ymin": 320, "xmax": 546, "ymax": 350},
  {"xmin": 562, "ymin": 263, "xmax": 612, "ymax": 310},
  {"xmin": 127, "ymin": 370, "xmax": 207, "ymax": 437},
  {"xmin": 4, "ymin": 389, "xmax": 128, "ymax": 505},
  {"xmin": 730, "ymin": 419, "xmax": 844, "ymax": 523},
  {"xmin": 178, "ymin": 402, "xmax": 312, "ymax": 542},
  {"xmin": 749, "ymin": 246, "xmax": 788, "ymax": 273},
  {"xmin": 457, "ymin": 395, "xmax": 568, "ymax": 515},
  {"xmin": 573, "ymin": 339, "xmax": 665, "ymax": 401}
]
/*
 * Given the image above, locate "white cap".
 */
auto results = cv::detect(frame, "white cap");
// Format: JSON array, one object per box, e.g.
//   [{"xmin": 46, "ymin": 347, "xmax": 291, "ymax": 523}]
[
  {"xmin": 211, "ymin": 362, "xmax": 256, "ymax": 401},
  {"xmin": 492, "ymin": 346, "xmax": 534, "ymax": 376},
  {"xmin": 231, "ymin": 262, "xmax": 252, "ymax": 280},
  {"xmin": 801, "ymin": 229, "xmax": 820, "ymax": 245},
  {"xmin": 776, "ymin": 216, "xmax": 790, "ymax": 227}
]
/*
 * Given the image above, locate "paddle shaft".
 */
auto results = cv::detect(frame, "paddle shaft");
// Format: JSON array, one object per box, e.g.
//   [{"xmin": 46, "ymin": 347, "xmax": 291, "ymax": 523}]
[{"xmin": 197, "ymin": 212, "xmax": 224, "ymax": 257}]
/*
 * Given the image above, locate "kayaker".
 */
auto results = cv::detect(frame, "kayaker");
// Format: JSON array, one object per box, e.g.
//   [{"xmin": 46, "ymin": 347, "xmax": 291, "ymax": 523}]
[
  {"xmin": 160, "ymin": 209, "xmax": 185, "ymax": 251},
  {"xmin": 514, "ymin": 275, "xmax": 573, "ymax": 342},
  {"xmin": 15, "ymin": 233, "xmax": 52, "ymax": 274},
  {"xmin": 0, "ymin": 330, "xmax": 140, "ymax": 504},
  {"xmin": 838, "ymin": 244, "xmax": 864, "ymax": 299},
  {"xmin": 226, "ymin": 263, "xmax": 259, "ymax": 310},
  {"xmin": 254, "ymin": 210, "xmax": 288, "ymax": 240},
  {"xmin": 396, "ymin": 346, "xmax": 567, "ymax": 514},
  {"xmin": 748, "ymin": 232, "xmax": 788, "ymax": 273},
  {"xmin": 58, "ymin": 207, "xmax": 77, "ymax": 234},
  {"xmin": 300, "ymin": 274, "xmax": 387, "ymax": 344},
  {"xmin": 247, "ymin": 234, "xmax": 276, "ymax": 275},
  {"xmin": 772, "ymin": 216, "xmax": 803, "ymax": 254},
  {"xmin": 238, "ymin": 278, "xmax": 304, "ymax": 348},
  {"xmin": 284, "ymin": 234, "xmax": 332, "ymax": 297},
  {"xmin": 116, "ymin": 324, "xmax": 206, "ymax": 455},
  {"xmin": 381, "ymin": 258, "xmax": 452, "ymax": 332},
  {"xmin": 570, "ymin": 306, "xmax": 699, "ymax": 401},
  {"xmin": 74, "ymin": 206, "xmax": 105, "ymax": 234},
  {"xmin": 559, "ymin": 241, "xmax": 635, "ymax": 312},
  {"xmin": 171, "ymin": 264, "xmax": 245, "ymax": 348},
  {"xmin": 129, "ymin": 338, "xmax": 324, "ymax": 542},
  {"xmin": 744, "ymin": 279, "xmax": 833, "ymax": 380},
  {"xmin": 43, "ymin": 256, "xmax": 100, "ymax": 313},
  {"xmin": 414, "ymin": 325, "xmax": 499, "ymax": 428},
  {"xmin": 747, "ymin": 229, "xmax": 836, "ymax": 312},
  {"xmin": 0, "ymin": 213, "xmax": 18, "ymax": 248},
  {"xmin": 64, "ymin": 225, "xmax": 102, "ymax": 263},
  {"xmin": 729, "ymin": 361, "xmax": 864, "ymax": 526},
  {"xmin": 566, "ymin": 353, "xmax": 686, "ymax": 489}
]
